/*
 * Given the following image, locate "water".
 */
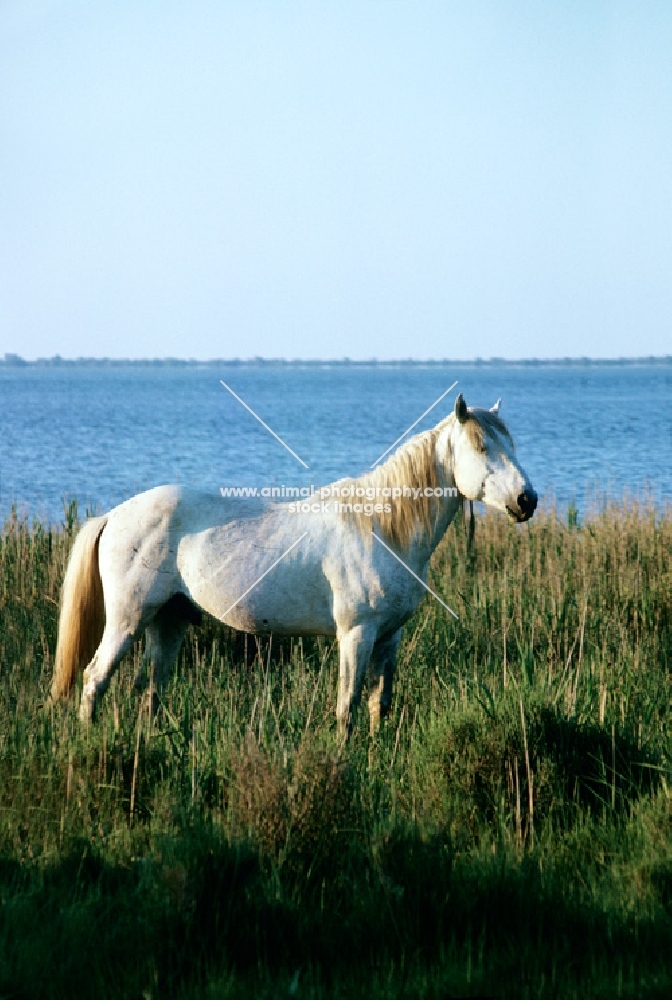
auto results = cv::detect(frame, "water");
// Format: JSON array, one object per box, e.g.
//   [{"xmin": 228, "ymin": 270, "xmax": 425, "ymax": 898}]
[{"xmin": 1, "ymin": 362, "xmax": 670, "ymax": 524}]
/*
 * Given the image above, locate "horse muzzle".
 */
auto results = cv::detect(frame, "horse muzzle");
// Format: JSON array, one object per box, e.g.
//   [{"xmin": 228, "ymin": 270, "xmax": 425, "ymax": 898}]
[{"xmin": 507, "ymin": 490, "xmax": 538, "ymax": 522}]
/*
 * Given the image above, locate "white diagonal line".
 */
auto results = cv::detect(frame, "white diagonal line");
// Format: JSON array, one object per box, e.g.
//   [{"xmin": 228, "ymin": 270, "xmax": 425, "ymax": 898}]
[
  {"xmin": 220, "ymin": 532, "xmax": 308, "ymax": 621},
  {"xmin": 369, "ymin": 380, "xmax": 459, "ymax": 468},
  {"xmin": 220, "ymin": 380, "xmax": 309, "ymax": 468},
  {"xmin": 371, "ymin": 530, "xmax": 458, "ymax": 620}
]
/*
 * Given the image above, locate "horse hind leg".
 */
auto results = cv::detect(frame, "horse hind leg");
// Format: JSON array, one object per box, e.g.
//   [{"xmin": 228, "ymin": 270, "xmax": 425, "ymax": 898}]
[
  {"xmin": 81, "ymin": 595, "xmax": 197, "ymax": 724},
  {"xmin": 79, "ymin": 623, "xmax": 141, "ymax": 723},
  {"xmin": 79, "ymin": 563, "xmax": 154, "ymax": 721},
  {"xmin": 135, "ymin": 597, "xmax": 195, "ymax": 708}
]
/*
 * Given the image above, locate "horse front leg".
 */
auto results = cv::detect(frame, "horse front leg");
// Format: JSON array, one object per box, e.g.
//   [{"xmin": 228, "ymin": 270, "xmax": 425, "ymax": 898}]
[
  {"xmin": 367, "ymin": 628, "xmax": 402, "ymax": 735},
  {"xmin": 336, "ymin": 623, "xmax": 377, "ymax": 739}
]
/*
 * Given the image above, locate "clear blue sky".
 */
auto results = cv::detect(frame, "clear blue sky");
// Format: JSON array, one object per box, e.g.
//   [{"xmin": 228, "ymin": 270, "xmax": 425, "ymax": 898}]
[{"xmin": 1, "ymin": 1, "xmax": 671, "ymax": 360}]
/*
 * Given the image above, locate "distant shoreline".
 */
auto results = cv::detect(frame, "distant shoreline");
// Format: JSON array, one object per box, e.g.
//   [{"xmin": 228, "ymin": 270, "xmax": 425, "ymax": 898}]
[{"xmin": 2, "ymin": 353, "xmax": 671, "ymax": 369}]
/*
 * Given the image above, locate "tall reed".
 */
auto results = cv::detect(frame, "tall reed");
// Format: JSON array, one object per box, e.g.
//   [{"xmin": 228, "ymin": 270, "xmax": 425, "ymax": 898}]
[{"xmin": 0, "ymin": 498, "xmax": 670, "ymax": 998}]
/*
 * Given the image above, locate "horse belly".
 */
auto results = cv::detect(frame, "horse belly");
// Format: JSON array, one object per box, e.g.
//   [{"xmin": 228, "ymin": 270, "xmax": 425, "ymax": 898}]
[
  {"xmin": 177, "ymin": 531, "xmax": 336, "ymax": 636},
  {"xmin": 226, "ymin": 572, "xmax": 336, "ymax": 636}
]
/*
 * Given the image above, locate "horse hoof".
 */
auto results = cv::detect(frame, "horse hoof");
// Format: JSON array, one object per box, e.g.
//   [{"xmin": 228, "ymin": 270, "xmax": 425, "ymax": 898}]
[{"xmin": 79, "ymin": 697, "xmax": 94, "ymax": 725}]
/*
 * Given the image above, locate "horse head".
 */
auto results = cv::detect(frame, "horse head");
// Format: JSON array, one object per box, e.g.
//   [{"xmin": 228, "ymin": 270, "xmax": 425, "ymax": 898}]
[{"xmin": 442, "ymin": 393, "xmax": 537, "ymax": 522}]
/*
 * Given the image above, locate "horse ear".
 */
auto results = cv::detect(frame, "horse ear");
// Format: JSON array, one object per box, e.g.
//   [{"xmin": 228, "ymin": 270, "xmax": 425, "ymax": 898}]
[
  {"xmin": 490, "ymin": 398, "xmax": 501, "ymax": 414},
  {"xmin": 454, "ymin": 393, "xmax": 468, "ymax": 423}
]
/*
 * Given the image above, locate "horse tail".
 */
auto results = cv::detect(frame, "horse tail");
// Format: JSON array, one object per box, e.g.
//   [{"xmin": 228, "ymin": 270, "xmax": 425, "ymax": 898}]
[{"xmin": 51, "ymin": 515, "xmax": 108, "ymax": 701}]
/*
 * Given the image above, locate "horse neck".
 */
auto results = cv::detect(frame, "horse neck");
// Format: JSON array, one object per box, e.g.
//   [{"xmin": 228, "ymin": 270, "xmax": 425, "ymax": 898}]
[
  {"xmin": 432, "ymin": 453, "xmax": 461, "ymax": 548},
  {"xmin": 406, "ymin": 431, "xmax": 462, "ymax": 566}
]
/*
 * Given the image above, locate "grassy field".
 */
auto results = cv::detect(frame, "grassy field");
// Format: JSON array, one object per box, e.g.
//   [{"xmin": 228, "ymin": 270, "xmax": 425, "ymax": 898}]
[{"xmin": 0, "ymin": 498, "xmax": 670, "ymax": 999}]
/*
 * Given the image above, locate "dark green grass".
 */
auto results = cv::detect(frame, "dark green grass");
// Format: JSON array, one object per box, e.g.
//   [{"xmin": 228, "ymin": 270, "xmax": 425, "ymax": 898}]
[{"xmin": 0, "ymin": 499, "xmax": 670, "ymax": 999}]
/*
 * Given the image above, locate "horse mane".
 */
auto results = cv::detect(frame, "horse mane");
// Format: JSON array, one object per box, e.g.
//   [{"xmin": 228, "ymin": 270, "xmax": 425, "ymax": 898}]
[
  {"xmin": 337, "ymin": 416, "xmax": 449, "ymax": 549},
  {"xmin": 338, "ymin": 407, "xmax": 512, "ymax": 548}
]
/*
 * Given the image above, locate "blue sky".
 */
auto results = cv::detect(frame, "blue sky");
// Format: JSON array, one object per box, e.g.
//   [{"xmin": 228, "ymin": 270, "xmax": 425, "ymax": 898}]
[{"xmin": 1, "ymin": 1, "xmax": 671, "ymax": 360}]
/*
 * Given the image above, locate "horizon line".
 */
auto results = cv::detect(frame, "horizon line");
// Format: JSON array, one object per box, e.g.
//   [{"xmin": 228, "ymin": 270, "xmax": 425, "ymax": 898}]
[{"xmin": 2, "ymin": 352, "xmax": 671, "ymax": 367}]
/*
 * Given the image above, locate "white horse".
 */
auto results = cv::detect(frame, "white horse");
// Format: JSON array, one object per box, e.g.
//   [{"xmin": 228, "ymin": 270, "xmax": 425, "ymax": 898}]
[{"xmin": 51, "ymin": 393, "xmax": 537, "ymax": 735}]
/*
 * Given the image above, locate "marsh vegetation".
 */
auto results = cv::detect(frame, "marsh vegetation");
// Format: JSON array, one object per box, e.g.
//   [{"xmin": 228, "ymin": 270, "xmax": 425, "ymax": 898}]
[{"xmin": 0, "ymin": 499, "xmax": 670, "ymax": 998}]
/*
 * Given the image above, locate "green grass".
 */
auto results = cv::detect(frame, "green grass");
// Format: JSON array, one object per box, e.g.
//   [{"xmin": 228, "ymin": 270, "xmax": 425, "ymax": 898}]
[{"xmin": 0, "ymin": 498, "xmax": 671, "ymax": 999}]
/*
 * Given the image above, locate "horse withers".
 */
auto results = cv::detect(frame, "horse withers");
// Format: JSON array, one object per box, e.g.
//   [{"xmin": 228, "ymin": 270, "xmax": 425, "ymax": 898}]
[{"xmin": 51, "ymin": 393, "xmax": 537, "ymax": 736}]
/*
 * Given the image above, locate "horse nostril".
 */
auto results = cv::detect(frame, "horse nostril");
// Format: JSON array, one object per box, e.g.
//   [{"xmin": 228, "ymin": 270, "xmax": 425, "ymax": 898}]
[{"xmin": 518, "ymin": 491, "xmax": 538, "ymax": 517}]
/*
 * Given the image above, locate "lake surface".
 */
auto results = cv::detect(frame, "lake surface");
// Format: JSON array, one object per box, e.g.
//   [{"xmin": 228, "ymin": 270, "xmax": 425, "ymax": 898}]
[{"xmin": 1, "ymin": 362, "xmax": 670, "ymax": 524}]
